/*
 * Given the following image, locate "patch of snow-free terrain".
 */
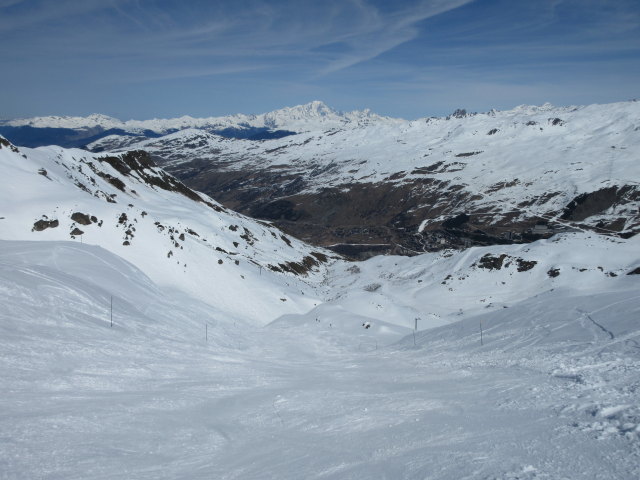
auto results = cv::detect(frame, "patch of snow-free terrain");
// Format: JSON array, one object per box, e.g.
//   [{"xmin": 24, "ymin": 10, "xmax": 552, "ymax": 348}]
[{"xmin": 1, "ymin": 136, "xmax": 639, "ymax": 479}]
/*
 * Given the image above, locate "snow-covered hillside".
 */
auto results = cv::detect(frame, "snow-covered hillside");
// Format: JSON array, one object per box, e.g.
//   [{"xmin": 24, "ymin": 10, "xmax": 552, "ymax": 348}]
[
  {"xmin": 1, "ymin": 232, "xmax": 638, "ymax": 478},
  {"xmin": 0, "ymin": 136, "xmax": 334, "ymax": 325},
  {"xmin": 91, "ymin": 100, "xmax": 640, "ymax": 254}
]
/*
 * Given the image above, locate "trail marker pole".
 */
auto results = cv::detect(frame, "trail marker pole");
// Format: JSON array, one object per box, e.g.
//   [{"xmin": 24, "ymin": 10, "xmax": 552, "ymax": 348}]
[
  {"xmin": 413, "ymin": 317, "xmax": 421, "ymax": 346},
  {"xmin": 480, "ymin": 320, "xmax": 483, "ymax": 346}
]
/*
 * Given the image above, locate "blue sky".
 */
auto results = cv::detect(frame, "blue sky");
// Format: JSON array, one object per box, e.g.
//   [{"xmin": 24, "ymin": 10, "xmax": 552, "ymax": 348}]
[{"xmin": 0, "ymin": 0, "xmax": 638, "ymax": 119}]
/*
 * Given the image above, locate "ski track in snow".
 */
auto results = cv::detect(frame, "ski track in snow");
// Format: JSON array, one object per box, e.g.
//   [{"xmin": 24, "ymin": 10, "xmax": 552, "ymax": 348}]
[{"xmin": 0, "ymin": 238, "xmax": 639, "ymax": 479}]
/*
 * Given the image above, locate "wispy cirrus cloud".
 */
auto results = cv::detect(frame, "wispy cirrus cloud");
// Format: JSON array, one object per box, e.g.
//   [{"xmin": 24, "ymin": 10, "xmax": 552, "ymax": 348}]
[
  {"xmin": 0, "ymin": 0, "xmax": 638, "ymax": 118},
  {"xmin": 0, "ymin": 0, "xmax": 475, "ymax": 79}
]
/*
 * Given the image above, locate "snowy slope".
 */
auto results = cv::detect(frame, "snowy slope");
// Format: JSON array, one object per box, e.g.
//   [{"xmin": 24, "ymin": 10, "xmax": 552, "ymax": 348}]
[
  {"xmin": 2, "ymin": 101, "xmax": 400, "ymax": 135},
  {"xmin": 1, "ymin": 233, "xmax": 639, "ymax": 479},
  {"xmin": 0, "ymin": 136, "xmax": 334, "ymax": 325},
  {"xmin": 276, "ymin": 231, "xmax": 640, "ymax": 336}
]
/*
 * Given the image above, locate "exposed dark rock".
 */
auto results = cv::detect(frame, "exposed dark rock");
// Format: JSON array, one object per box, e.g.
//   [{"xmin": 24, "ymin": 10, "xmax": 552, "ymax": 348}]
[
  {"xmin": 595, "ymin": 217, "xmax": 626, "ymax": 232},
  {"xmin": 277, "ymin": 255, "xmax": 320, "ymax": 275},
  {"xmin": 70, "ymin": 227, "xmax": 84, "ymax": 236},
  {"xmin": 455, "ymin": 151, "xmax": 483, "ymax": 157},
  {"xmin": 240, "ymin": 227, "xmax": 256, "ymax": 245},
  {"xmin": 280, "ymin": 235, "xmax": 292, "ymax": 247},
  {"xmin": 516, "ymin": 258, "xmax": 537, "ymax": 272},
  {"xmin": 32, "ymin": 219, "xmax": 59, "ymax": 231},
  {"xmin": 0, "ymin": 136, "xmax": 21, "ymax": 153},
  {"xmin": 98, "ymin": 172, "xmax": 126, "ymax": 192},
  {"xmin": 627, "ymin": 266, "xmax": 640, "ymax": 275},
  {"xmin": 476, "ymin": 253, "xmax": 508, "ymax": 270},
  {"xmin": 71, "ymin": 212, "xmax": 92, "ymax": 225},
  {"xmin": 487, "ymin": 128, "xmax": 499, "ymax": 135},
  {"xmin": 412, "ymin": 162, "xmax": 444, "ymax": 174},
  {"xmin": 561, "ymin": 186, "xmax": 637, "ymax": 222},
  {"xmin": 449, "ymin": 109, "xmax": 467, "ymax": 119},
  {"xmin": 547, "ymin": 268, "xmax": 560, "ymax": 278},
  {"xmin": 310, "ymin": 251, "xmax": 328, "ymax": 263},
  {"xmin": 98, "ymin": 151, "xmax": 211, "ymax": 207}
]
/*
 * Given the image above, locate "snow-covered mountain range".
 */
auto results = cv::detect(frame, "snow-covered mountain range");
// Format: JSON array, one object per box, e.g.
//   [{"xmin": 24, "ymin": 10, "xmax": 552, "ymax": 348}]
[
  {"xmin": 0, "ymin": 101, "xmax": 400, "ymax": 147},
  {"xmin": 1, "ymin": 100, "xmax": 397, "ymax": 132},
  {"xmin": 87, "ymin": 100, "xmax": 640, "ymax": 257}
]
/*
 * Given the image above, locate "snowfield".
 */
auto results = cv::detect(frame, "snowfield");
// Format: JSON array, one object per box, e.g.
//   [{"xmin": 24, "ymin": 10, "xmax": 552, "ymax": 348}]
[
  {"xmin": 1, "ymin": 136, "xmax": 639, "ymax": 479},
  {"xmin": 1, "ymin": 235, "xmax": 638, "ymax": 479}
]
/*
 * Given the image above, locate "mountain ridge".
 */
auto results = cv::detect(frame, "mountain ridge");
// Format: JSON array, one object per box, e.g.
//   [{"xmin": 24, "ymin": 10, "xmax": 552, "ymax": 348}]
[
  {"xmin": 0, "ymin": 135, "xmax": 334, "ymax": 324},
  {"xmin": 85, "ymin": 100, "xmax": 640, "ymax": 257},
  {"xmin": 0, "ymin": 100, "xmax": 400, "ymax": 134}
]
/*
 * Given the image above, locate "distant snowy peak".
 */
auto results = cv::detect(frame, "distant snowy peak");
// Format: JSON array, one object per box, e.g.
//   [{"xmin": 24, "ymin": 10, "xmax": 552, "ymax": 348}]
[
  {"xmin": 3, "ymin": 113, "xmax": 123, "ymax": 130},
  {"xmin": 1, "ymin": 101, "xmax": 400, "ymax": 134}
]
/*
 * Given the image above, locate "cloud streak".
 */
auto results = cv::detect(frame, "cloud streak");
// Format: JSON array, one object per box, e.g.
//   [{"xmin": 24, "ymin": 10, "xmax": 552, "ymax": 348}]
[
  {"xmin": 0, "ymin": 0, "xmax": 475, "ymax": 79},
  {"xmin": 0, "ymin": 0, "xmax": 638, "ymax": 118}
]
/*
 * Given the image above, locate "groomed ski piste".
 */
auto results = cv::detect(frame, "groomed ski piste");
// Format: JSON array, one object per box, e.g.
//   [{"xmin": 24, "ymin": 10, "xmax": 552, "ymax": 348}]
[{"xmin": 1, "ymin": 137, "xmax": 639, "ymax": 479}]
